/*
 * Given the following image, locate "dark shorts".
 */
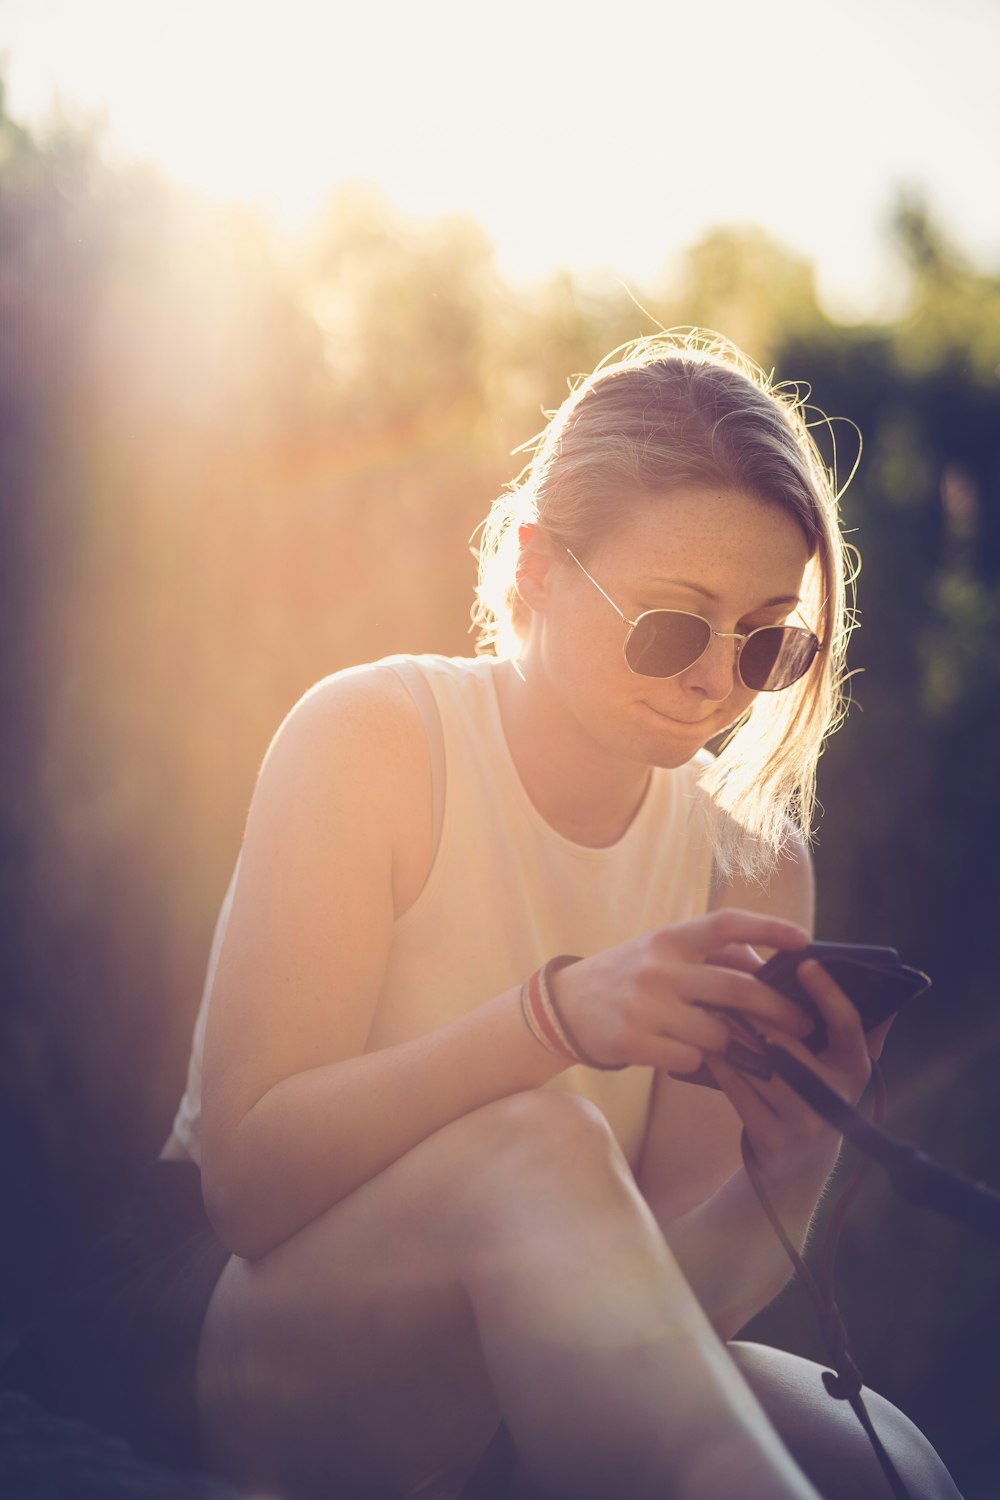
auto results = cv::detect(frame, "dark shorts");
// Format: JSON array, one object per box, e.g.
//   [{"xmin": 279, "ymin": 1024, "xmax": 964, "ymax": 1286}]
[
  {"xmin": 2, "ymin": 1160, "xmax": 519, "ymax": 1497},
  {"xmin": 1, "ymin": 1158, "xmax": 230, "ymax": 1473}
]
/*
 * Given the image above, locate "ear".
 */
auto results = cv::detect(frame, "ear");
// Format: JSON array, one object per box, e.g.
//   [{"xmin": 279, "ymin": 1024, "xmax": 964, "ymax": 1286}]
[{"xmin": 515, "ymin": 523, "xmax": 560, "ymax": 613}]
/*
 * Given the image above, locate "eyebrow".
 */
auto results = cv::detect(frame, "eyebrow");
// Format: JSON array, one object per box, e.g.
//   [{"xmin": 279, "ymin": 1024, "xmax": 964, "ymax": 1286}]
[{"xmin": 637, "ymin": 577, "xmax": 801, "ymax": 609}]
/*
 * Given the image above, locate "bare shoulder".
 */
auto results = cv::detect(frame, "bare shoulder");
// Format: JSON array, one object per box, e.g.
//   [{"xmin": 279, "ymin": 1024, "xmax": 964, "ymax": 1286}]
[
  {"xmin": 250, "ymin": 663, "xmax": 434, "ymax": 913},
  {"xmin": 710, "ymin": 823, "xmax": 815, "ymax": 931},
  {"xmin": 261, "ymin": 663, "xmax": 428, "ymax": 800}
]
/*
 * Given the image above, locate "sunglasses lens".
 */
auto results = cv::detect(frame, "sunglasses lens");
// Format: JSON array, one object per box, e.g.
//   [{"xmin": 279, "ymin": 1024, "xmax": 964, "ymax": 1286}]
[
  {"xmin": 739, "ymin": 628, "xmax": 818, "ymax": 691},
  {"xmin": 626, "ymin": 612, "xmax": 712, "ymax": 677}
]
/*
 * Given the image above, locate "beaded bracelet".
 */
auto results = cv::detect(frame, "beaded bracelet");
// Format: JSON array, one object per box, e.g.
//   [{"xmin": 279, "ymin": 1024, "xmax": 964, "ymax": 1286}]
[{"xmin": 521, "ymin": 955, "xmax": 627, "ymax": 1072}]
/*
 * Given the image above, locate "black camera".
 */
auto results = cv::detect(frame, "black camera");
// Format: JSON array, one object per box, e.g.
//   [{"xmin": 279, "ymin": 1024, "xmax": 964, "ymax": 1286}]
[{"xmin": 675, "ymin": 941, "xmax": 930, "ymax": 1088}]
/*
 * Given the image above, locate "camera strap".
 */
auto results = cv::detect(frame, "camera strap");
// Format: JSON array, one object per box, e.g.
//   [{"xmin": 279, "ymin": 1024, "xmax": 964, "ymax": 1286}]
[
  {"xmin": 750, "ymin": 1040, "xmax": 1000, "ymax": 1240},
  {"xmin": 732, "ymin": 1037, "xmax": 1000, "ymax": 1499},
  {"xmin": 739, "ymin": 1064, "xmax": 912, "ymax": 1500}
]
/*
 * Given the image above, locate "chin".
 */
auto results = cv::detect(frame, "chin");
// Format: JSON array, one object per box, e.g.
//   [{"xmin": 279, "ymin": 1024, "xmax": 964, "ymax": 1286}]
[
  {"xmin": 630, "ymin": 725, "xmax": 711, "ymax": 770},
  {"xmin": 631, "ymin": 702, "xmax": 734, "ymax": 769}
]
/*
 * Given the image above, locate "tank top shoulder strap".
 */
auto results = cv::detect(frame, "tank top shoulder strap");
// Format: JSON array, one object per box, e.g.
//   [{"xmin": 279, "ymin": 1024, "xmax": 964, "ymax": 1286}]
[{"xmin": 377, "ymin": 658, "xmax": 446, "ymax": 862}]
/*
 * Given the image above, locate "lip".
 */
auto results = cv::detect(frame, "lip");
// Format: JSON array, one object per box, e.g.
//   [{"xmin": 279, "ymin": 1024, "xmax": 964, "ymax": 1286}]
[{"xmin": 645, "ymin": 704, "xmax": 717, "ymax": 728}]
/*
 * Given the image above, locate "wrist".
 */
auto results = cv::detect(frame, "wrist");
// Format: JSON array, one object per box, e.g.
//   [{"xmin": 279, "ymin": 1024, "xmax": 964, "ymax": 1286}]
[
  {"xmin": 522, "ymin": 956, "xmax": 627, "ymax": 1072},
  {"xmin": 750, "ymin": 1130, "xmax": 842, "ymax": 1193}
]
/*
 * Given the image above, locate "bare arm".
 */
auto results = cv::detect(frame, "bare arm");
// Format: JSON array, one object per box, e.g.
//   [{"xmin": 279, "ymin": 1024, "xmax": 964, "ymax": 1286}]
[
  {"xmin": 199, "ymin": 670, "xmax": 566, "ymax": 1260},
  {"xmin": 637, "ymin": 832, "xmax": 850, "ymax": 1338}
]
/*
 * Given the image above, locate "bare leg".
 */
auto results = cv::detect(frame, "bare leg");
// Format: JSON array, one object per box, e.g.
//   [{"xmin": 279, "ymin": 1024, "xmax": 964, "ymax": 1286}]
[
  {"xmin": 197, "ymin": 1092, "xmax": 820, "ymax": 1500},
  {"xmin": 731, "ymin": 1343, "xmax": 964, "ymax": 1500}
]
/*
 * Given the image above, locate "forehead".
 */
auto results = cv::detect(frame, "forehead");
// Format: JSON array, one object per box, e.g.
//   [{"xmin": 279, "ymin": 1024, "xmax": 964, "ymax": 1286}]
[{"xmin": 592, "ymin": 487, "xmax": 811, "ymax": 600}]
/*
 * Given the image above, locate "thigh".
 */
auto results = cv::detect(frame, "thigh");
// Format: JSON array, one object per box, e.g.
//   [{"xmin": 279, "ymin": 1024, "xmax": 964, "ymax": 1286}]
[
  {"xmin": 730, "ymin": 1341, "xmax": 963, "ymax": 1500},
  {"xmin": 195, "ymin": 1091, "xmax": 613, "ymax": 1500}
]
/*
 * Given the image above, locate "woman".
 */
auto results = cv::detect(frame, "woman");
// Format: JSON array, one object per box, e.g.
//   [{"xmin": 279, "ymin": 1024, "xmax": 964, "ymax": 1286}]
[{"xmin": 23, "ymin": 332, "xmax": 958, "ymax": 1499}]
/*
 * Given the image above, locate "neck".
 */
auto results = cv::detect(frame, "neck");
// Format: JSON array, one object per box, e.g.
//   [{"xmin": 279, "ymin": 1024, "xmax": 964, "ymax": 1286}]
[{"xmin": 494, "ymin": 658, "xmax": 652, "ymax": 848}]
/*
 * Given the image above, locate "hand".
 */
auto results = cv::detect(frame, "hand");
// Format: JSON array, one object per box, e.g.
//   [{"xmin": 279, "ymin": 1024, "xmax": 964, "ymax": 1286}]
[
  {"xmin": 549, "ymin": 908, "xmax": 813, "ymax": 1076},
  {"xmin": 705, "ymin": 955, "xmax": 896, "ymax": 1183}
]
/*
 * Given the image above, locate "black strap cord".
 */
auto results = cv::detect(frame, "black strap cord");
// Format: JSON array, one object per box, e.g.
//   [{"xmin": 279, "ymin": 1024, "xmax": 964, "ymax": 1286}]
[
  {"xmin": 740, "ymin": 1074, "xmax": 912, "ymax": 1500},
  {"xmin": 759, "ymin": 1042, "xmax": 1000, "ymax": 1243},
  {"xmin": 734, "ymin": 1037, "xmax": 1000, "ymax": 1500}
]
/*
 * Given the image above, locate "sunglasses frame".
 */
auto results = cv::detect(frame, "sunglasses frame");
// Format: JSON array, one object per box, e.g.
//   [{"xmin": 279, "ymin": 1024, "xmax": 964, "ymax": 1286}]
[{"xmin": 563, "ymin": 547, "xmax": 822, "ymax": 693}]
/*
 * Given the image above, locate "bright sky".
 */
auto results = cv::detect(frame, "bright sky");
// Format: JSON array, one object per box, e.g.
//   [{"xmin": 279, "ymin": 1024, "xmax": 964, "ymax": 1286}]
[{"xmin": 2, "ymin": 0, "xmax": 996, "ymax": 320}]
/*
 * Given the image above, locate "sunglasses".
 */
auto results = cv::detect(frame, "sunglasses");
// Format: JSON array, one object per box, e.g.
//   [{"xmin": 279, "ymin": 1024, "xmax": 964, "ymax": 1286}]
[{"xmin": 564, "ymin": 548, "xmax": 822, "ymax": 693}]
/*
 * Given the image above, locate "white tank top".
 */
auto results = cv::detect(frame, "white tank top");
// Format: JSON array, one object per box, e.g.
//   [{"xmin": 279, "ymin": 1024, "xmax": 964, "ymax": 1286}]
[{"xmin": 172, "ymin": 654, "xmax": 717, "ymax": 1168}]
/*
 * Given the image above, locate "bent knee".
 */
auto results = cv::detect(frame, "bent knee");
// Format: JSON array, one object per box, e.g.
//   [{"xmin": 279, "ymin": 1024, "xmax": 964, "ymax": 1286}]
[
  {"xmin": 488, "ymin": 1087, "xmax": 615, "ymax": 1145},
  {"xmin": 730, "ymin": 1341, "xmax": 963, "ymax": 1500},
  {"xmin": 453, "ymin": 1090, "xmax": 634, "ymax": 1245},
  {"xmin": 468, "ymin": 1089, "xmax": 624, "ymax": 1183}
]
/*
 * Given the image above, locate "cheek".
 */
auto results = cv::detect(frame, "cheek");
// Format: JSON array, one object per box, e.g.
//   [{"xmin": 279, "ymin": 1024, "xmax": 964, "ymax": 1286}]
[{"xmin": 541, "ymin": 609, "xmax": 634, "ymax": 706}]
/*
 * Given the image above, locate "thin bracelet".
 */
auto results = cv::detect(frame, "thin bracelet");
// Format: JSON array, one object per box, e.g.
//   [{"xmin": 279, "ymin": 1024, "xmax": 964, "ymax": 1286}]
[
  {"xmin": 523, "ymin": 971, "xmax": 579, "ymax": 1062},
  {"xmin": 520, "ymin": 980, "xmax": 574, "ymax": 1061},
  {"xmin": 538, "ymin": 955, "xmax": 628, "ymax": 1072}
]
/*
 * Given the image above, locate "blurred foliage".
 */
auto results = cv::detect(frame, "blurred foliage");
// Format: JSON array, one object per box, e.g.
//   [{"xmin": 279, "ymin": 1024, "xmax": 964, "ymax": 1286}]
[{"xmin": 1, "ymin": 85, "xmax": 998, "ymax": 1494}]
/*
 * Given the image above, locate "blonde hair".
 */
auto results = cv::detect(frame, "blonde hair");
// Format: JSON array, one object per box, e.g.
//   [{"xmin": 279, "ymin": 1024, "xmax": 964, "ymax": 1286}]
[{"xmin": 473, "ymin": 329, "xmax": 857, "ymax": 880}]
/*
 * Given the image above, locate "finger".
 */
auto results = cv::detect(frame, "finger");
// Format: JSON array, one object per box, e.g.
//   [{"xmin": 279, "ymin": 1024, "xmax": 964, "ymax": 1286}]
[
  {"xmin": 706, "ymin": 1053, "xmax": 783, "ymax": 1128},
  {"xmin": 758, "ymin": 1028, "xmax": 873, "ymax": 1106},
  {"xmin": 865, "ymin": 1013, "xmax": 895, "ymax": 1061},
  {"xmin": 706, "ymin": 942, "xmax": 764, "ymax": 976},
  {"xmin": 796, "ymin": 959, "xmax": 869, "ymax": 1055},
  {"xmin": 630, "ymin": 1036, "xmax": 708, "ymax": 1075},
  {"xmin": 673, "ymin": 909, "xmax": 809, "ymax": 963},
  {"xmin": 710, "ymin": 1042, "xmax": 824, "ymax": 1118},
  {"xmin": 682, "ymin": 963, "xmax": 814, "ymax": 1040},
  {"xmin": 642, "ymin": 1003, "xmax": 734, "ymax": 1055}
]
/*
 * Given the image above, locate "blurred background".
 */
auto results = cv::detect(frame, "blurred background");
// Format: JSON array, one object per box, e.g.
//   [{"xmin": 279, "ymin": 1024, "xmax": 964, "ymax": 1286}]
[{"xmin": 0, "ymin": 1, "xmax": 998, "ymax": 1495}]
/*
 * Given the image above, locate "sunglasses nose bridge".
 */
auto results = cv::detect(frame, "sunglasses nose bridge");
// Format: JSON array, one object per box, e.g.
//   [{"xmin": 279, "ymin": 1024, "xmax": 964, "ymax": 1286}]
[
  {"xmin": 682, "ymin": 621, "xmax": 745, "ymax": 692},
  {"xmin": 716, "ymin": 627, "xmax": 770, "ymax": 693}
]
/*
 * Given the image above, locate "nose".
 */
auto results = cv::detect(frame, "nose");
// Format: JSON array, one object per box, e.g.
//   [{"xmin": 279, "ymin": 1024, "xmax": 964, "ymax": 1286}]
[{"xmin": 680, "ymin": 629, "xmax": 742, "ymax": 701}]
